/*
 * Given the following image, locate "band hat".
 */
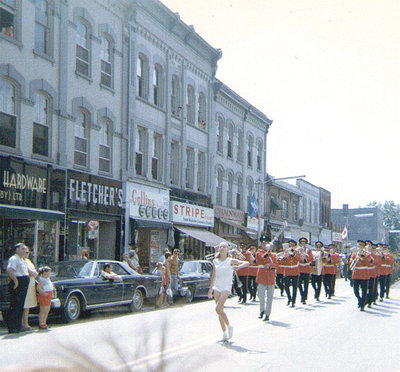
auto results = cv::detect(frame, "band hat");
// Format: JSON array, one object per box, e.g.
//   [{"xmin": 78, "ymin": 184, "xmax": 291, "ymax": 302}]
[
  {"xmin": 299, "ymin": 237, "xmax": 308, "ymax": 243},
  {"xmin": 288, "ymin": 239, "xmax": 297, "ymax": 244},
  {"xmin": 328, "ymin": 243, "xmax": 336, "ymax": 248},
  {"xmin": 365, "ymin": 240, "xmax": 373, "ymax": 244},
  {"xmin": 315, "ymin": 241, "xmax": 324, "ymax": 246},
  {"xmin": 357, "ymin": 240, "xmax": 366, "ymax": 244},
  {"xmin": 259, "ymin": 235, "xmax": 268, "ymax": 242}
]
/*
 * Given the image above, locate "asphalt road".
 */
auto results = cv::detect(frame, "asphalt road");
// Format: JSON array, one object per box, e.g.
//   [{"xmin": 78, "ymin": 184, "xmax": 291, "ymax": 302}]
[{"xmin": 1, "ymin": 279, "xmax": 399, "ymax": 372}]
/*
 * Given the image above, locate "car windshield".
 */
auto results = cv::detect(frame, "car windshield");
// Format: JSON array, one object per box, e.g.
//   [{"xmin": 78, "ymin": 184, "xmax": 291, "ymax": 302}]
[
  {"xmin": 52, "ymin": 262, "xmax": 94, "ymax": 278},
  {"xmin": 179, "ymin": 261, "xmax": 198, "ymax": 275}
]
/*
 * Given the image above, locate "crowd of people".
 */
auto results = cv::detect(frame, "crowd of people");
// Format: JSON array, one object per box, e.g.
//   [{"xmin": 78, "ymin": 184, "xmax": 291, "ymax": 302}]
[
  {"xmin": 207, "ymin": 237, "xmax": 399, "ymax": 342},
  {"xmin": 5, "ymin": 243, "xmax": 55, "ymax": 333}
]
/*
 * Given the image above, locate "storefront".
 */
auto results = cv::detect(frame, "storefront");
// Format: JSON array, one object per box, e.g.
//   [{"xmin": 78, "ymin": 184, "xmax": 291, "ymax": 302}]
[
  {"xmin": 213, "ymin": 205, "xmax": 245, "ymax": 245},
  {"xmin": 66, "ymin": 171, "xmax": 124, "ymax": 261},
  {"xmin": 127, "ymin": 182, "xmax": 171, "ymax": 271},
  {"xmin": 171, "ymin": 201, "xmax": 229, "ymax": 259},
  {"xmin": 0, "ymin": 155, "xmax": 66, "ymax": 270}
]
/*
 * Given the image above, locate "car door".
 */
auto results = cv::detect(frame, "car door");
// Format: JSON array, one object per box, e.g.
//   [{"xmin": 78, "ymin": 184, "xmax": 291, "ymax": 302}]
[
  {"xmin": 92, "ymin": 262, "xmax": 124, "ymax": 304},
  {"xmin": 198, "ymin": 262, "xmax": 213, "ymax": 296}
]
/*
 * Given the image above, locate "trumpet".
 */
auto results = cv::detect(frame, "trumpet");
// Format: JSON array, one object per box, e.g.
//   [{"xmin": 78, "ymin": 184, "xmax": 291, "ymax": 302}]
[
  {"xmin": 204, "ymin": 245, "xmax": 245, "ymax": 261},
  {"xmin": 296, "ymin": 246, "xmax": 308, "ymax": 261}
]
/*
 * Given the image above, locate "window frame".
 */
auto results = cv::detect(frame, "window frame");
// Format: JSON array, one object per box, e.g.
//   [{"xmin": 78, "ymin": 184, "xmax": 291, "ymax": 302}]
[
  {"xmin": 32, "ymin": 91, "xmax": 50, "ymax": 157},
  {"xmin": 197, "ymin": 92, "xmax": 206, "ymax": 129},
  {"xmin": 99, "ymin": 117, "xmax": 112, "ymax": 173},
  {"xmin": 171, "ymin": 74, "xmax": 181, "ymax": 116},
  {"xmin": 227, "ymin": 123, "xmax": 234, "ymax": 159},
  {"xmin": 217, "ymin": 118, "xmax": 223, "ymax": 153},
  {"xmin": 0, "ymin": 1, "xmax": 18, "ymax": 41},
  {"xmin": 197, "ymin": 151, "xmax": 206, "ymax": 192},
  {"xmin": 186, "ymin": 85, "xmax": 195, "ymax": 124},
  {"xmin": 74, "ymin": 108, "xmax": 90, "ymax": 168},
  {"xmin": 185, "ymin": 146, "xmax": 195, "ymax": 189},
  {"xmin": 34, "ymin": 0, "xmax": 51, "ymax": 57},
  {"xmin": 0, "ymin": 77, "xmax": 17, "ymax": 149},
  {"xmin": 100, "ymin": 34, "xmax": 113, "ymax": 89},
  {"xmin": 75, "ymin": 19, "xmax": 91, "ymax": 78},
  {"xmin": 170, "ymin": 140, "xmax": 179, "ymax": 186},
  {"xmin": 152, "ymin": 132, "xmax": 163, "ymax": 181}
]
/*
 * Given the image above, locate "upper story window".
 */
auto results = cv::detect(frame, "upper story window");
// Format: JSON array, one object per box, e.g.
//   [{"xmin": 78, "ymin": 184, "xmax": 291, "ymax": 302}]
[
  {"xmin": 171, "ymin": 75, "xmax": 181, "ymax": 116},
  {"xmin": 152, "ymin": 133, "xmax": 162, "ymax": 181},
  {"xmin": 198, "ymin": 92, "xmax": 206, "ymax": 129},
  {"xmin": 186, "ymin": 85, "xmax": 195, "ymax": 124},
  {"xmin": 137, "ymin": 55, "xmax": 148, "ymax": 99},
  {"xmin": 74, "ymin": 109, "xmax": 89, "ymax": 167},
  {"xmin": 35, "ymin": 0, "xmax": 50, "ymax": 55},
  {"xmin": 257, "ymin": 140, "xmax": 262, "ymax": 171},
  {"xmin": 282, "ymin": 199, "xmax": 288, "ymax": 219},
  {"xmin": 236, "ymin": 176, "xmax": 243, "ymax": 210},
  {"xmin": 227, "ymin": 123, "xmax": 233, "ymax": 159},
  {"xmin": 153, "ymin": 65, "xmax": 163, "ymax": 107},
  {"xmin": 170, "ymin": 140, "xmax": 179, "ymax": 186},
  {"xmin": 33, "ymin": 92, "xmax": 49, "ymax": 157},
  {"xmin": 99, "ymin": 118, "xmax": 112, "ymax": 173},
  {"xmin": 237, "ymin": 129, "xmax": 243, "ymax": 162},
  {"xmin": 197, "ymin": 151, "xmax": 206, "ymax": 192},
  {"xmin": 247, "ymin": 135, "xmax": 253, "ymax": 168},
  {"xmin": 76, "ymin": 20, "xmax": 90, "ymax": 77},
  {"xmin": 217, "ymin": 118, "xmax": 223, "ymax": 153},
  {"xmin": 293, "ymin": 201, "xmax": 298, "ymax": 221},
  {"xmin": 227, "ymin": 172, "xmax": 233, "ymax": 208},
  {"xmin": 216, "ymin": 168, "xmax": 223, "ymax": 205},
  {"xmin": 0, "ymin": 78, "xmax": 16, "ymax": 148},
  {"xmin": 247, "ymin": 178, "xmax": 254, "ymax": 212},
  {"xmin": 0, "ymin": 1, "xmax": 16, "ymax": 40},
  {"xmin": 185, "ymin": 146, "xmax": 195, "ymax": 189},
  {"xmin": 135, "ymin": 126, "xmax": 147, "ymax": 176},
  {"xmin": 100, "ymin": 35, "xmax": 113, "ymax": 88}
]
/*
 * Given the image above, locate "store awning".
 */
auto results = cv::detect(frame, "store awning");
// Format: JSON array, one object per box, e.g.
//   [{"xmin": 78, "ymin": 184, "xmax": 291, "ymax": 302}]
[
  {"xmin": 175, "ymin": 225, "xmax": 232, "ymax": 247},
  {"xmin": 69, "ymin": 209, "xmax": 121, "ymax": 222},
  {"xmin": 219, "ymin": 218, "xmax": 247, "ymax": 231},
  {"xmin": 133, "ymin": 218, "xmax": 172, "ymax": 230},
  {"xmin": 0, "ymin": 204, "xmax": 65, "ymax": 221}
]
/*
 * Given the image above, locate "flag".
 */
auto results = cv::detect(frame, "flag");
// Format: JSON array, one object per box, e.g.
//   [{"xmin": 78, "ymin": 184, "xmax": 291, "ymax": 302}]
[
  {"xmin": 340, "ymin": 225, "xmax": 348, "ymax": 242},
  {"xmin": 248, "ymin": 193, "xmax": 258, "ymax": 218}
]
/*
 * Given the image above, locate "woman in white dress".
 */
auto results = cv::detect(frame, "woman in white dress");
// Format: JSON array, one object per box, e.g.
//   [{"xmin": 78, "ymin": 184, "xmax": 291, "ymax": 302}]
[
  {"xmin": 208, "ymin": 242, "xmax": 250, "ymax": 342},
  {"xmin": 22, "ymin": 248, "xmax": 38, "ymax": 331}
]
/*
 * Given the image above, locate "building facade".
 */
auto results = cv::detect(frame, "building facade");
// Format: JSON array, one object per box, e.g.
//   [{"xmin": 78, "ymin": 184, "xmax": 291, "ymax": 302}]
[{"xmin": 0, "ymin": 0, "xmax": 272, "ymax": 269}]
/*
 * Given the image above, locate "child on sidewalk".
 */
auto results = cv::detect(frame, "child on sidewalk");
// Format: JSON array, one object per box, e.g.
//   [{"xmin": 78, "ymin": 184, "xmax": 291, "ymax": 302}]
[{"xmin": 37, "ymin": 266, "xmax": 54, "ymax": 330}]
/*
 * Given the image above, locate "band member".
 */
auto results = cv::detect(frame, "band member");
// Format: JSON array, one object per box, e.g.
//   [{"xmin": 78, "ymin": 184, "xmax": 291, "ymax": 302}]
[
  {"xmin": 349, "ymin": 240, "xmax": 371, "ymax": 311},
  {"xmin": 311, "ymin": 241, "xmax": 324, "ymax": 301},
  {"xmin": 382, "ymin": 245, "xmax": 394, "ymax": 299},
  {"xmin": 297, "ymin": 237, "xmax": 313, "ymax": 304},
  {"xmin": 236, "ymin": 244, "xmax": 252, "ymax": 304},
  {"xmin": 255, "ymin": 242, "xmax": 277, "ymax": 321},
  {"xmin": 275, "ymin": 247, "xmax": 285, "ymax": 296},
  {"xmin": 328, "ymin": 244, "xmax": 340, "ymax": 296},
  {"xmin": 321, "ymin": 246, "xmax": 335, "ymax": 299},
  {"xmin": 369, "ymin": 243, "xmax": 382, "ymax": 306},
  {"xmin": 281, "ymin": 239, "xmax": 301, "ymax": 307},
  {"xmin": 247, "ymin": 245, "xmax": 258, "ymax": 302},
  {"xmin": 208, "ymin": 242, "xmax": 250, "ymax": 342}
]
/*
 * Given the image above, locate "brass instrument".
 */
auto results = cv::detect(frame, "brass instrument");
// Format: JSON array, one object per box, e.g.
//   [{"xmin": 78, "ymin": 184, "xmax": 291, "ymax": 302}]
[
  {"xmin": 204, "ymin": 244, "xmax": 245, "ymax": 261},
  {"xmin": 349, "ymin": 246, "xmax": 368, "ymax": 271},
  {"xmin": 296, "ymin": 246, "xmax": 308, "ymax": 261}
]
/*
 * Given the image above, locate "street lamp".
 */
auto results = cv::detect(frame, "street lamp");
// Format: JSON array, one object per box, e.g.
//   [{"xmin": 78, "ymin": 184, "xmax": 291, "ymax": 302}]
[{"xmin": 255, "ymin": 175, "xmax": 306, "ymax": 242}]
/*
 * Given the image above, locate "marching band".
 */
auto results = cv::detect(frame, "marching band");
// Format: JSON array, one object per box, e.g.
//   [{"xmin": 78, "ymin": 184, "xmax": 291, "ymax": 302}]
[{"xmin": 207, "ymin": 235, "xmax": 398, "ymax": 324}]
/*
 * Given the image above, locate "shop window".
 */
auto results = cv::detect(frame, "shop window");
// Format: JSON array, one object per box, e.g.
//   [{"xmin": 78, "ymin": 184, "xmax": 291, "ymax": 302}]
[
  {"xmin": 76, "ymin": 19, "xmax": 90, "ymax": 77},
  {"xmin": 185, "ymin": 146, "xmax": 194, "ymax": 189},
  {"xmin": 100, "ymin": 34, "xmax": 113, "ymax": 88},
  {"xmin": 186, "ymin": 85, "xmax": 195, "ymax": 124},
  {"xmin": 99, "ymin": 118, "xmax": 112, "ymax": 173},
  {"xmin": 74, "ymin": 109, "xmax": 89, "ymax": 167},
  {"xmin": 0, "ymin": 78, "xmax": 17, "ymax": 148},
  {"xmin": 0, "ymin": 2, "xmax": 15, "ymax": 39},
  {"xmin": 198, "ymin": 92, "xmax": 206, "ymax": 129},
  {"xmin": 68, "ymin": 220, "xmax": 99, "ymax": 259},
  {"xmin": 135, "ymin": 126, "xmax": 147, "ymax": 176},
  {"xmin": 171, "ymin": 75, "xmax": 181, "ymax": 116},
  {"xmin": 153, "ymin": 64, "xmax": 163, "ymax": 107},
  {"xmin": 197, "ymin": 151, "xmax": 206, "ymax": 192},
  {"xmin": 35, "ymin": 0, "xmax": 50, "ymax": 55},
  {"xmin": 152, "ymin": 133, "xmax": 162, "ymax": 180},
  {"xmin": 170, "ymin": 140, "xmax": 179, "ymax": 185}
]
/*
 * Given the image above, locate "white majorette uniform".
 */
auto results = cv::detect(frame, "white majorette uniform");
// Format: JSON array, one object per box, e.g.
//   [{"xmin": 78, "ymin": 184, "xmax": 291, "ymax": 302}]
[{"xmin": 213, "ymin": 257, "xmax": 233, "ymax": 293}]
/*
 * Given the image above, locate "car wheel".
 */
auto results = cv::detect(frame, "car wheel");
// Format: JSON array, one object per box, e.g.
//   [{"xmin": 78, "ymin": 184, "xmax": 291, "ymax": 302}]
[
  {"xmin": 129, "ymin": 288, "xmax": 144, "ymax": 312},
  {"xmin": 62, "ymin": 294, "xmax": 81, "ymax": 323},
  {"xmin": 185, "ymin": 286, "xmax": 194, "ymax": 303}
]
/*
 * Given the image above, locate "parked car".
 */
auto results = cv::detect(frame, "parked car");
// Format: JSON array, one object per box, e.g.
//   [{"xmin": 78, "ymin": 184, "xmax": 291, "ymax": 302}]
[
  {"xmin": 177, "ymin": 260, "xmax": 214, "ymax": 302},
  {"xmin": 1, "ymin": 260, "xmax": 162, "ymax": 324}
]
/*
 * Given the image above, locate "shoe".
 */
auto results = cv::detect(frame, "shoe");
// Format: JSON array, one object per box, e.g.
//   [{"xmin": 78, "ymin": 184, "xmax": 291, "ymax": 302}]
[
  {"xmin": 252, "ymin": 298, "xmax": 257, "ymax": 302},
  {"xmin": 328, "ymin": 295, "xmax": 332, "ymax": 299},
  {"xmin": 8, "ymin": 330, "xmax": 19, "ymax": 334},
  {"xmin": 238, "ymin": 297, "xmax": 243, "ymax": 303},
  {"xmin": 379, "ymin": 298, "xmax": 383, "ymax": 302},
  {"xmin": 220, "ymin": 332, "xmax": 228, "ymax": 342},
  {"xmin": 38, "ymin": 325, "xmax": 49, "ymax": 331},
  {"xmin": 302, "ymin": 300, "xmax": 306, "ymax": 305},
  {"xmin": 291, "ymin": 303, "xmax": 295, "ymax": 308},
  {"xmin": 316, "ymin": 298, "xmax": 320, "ymax": 302},
  {"xmin": 360, "ymin": 308, "xmax": 365, "ymax": 312},
  {"xmin": 227, "ymin": 325, "xmax": 233, "ymax": 340},
  {"xmin": 241, "ymin": 300, "xmax": 247, "ymax": 305},
  {"xmin": 258, "ymin": 311, "xmax": 265, "ymax": 319},
  {"xmin": 21, "ymin": 326, "xmax": 33, "ymax": 332},
  {"xmin": 287, "ymin": 300, "xmax": 290, "ymax": 306},
  {"xmin": 280, "ymin": 293, "xmax": 284, "ymax": 297},
  {"xmin": 263, "ymin": 315, "xmax": 269, "ymax": 321},
  {"xmin": 386, "ymin": 296, "xmax": 389, "ymax": 299},
  {"xmin": 367, "ymin": 304, "xmax": 372, "ymax": 308}
]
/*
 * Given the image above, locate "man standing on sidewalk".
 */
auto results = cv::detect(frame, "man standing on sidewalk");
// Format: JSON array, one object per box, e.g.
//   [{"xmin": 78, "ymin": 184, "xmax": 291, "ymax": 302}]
[
  {"xmin": 6, "ymin": 243, "xmax": 30, "ymax": 334},
  {"xmin": 255, "ymin": 242, "xmax": 277, "ymax": 321}
]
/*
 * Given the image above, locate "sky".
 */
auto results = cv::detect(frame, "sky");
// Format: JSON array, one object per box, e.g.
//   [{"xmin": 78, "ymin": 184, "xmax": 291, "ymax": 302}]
[{"xmin": 160, "ymin": 0, "xmax": 400, "ymax": 208}]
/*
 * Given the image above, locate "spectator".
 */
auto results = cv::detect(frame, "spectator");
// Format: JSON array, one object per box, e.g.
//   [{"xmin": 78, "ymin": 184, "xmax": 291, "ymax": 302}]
[
  {"xmin": 80, "ymin": 249, "xmax": 89, "ymax": 260},
  {"xmin": 6, "ymin": 243, "xmax": 30, "ymax": 334},
  {"xmin": 37, "ymin": 266, "xmax": 54, "ymax": 330},
  {"xmin": 101, "ymin": 263, "xmax": 122, "ymax": 281},
  {"xmin": 129, "ymin": 248, "xmax": 142, "ymax": 273},
  {"xmin": 22, "ymin": 248, "xmax": 38, "ymax": 331},
  {"xmin": 169, "ymin": 248, "xmax": 180, "ymax": 295},
  {"xmin": 155, "ymin": 262, "xmax": 167, "ymax": 308}
]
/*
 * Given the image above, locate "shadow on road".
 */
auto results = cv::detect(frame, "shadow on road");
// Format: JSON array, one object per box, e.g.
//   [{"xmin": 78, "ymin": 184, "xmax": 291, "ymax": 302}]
[
  {"xmin": 267, "ymin": 320, "xmax": 291, "ymax": 328},
  {"xmin": 221, "ymin": 342, "xmax": 267, "ymax": 354}
]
